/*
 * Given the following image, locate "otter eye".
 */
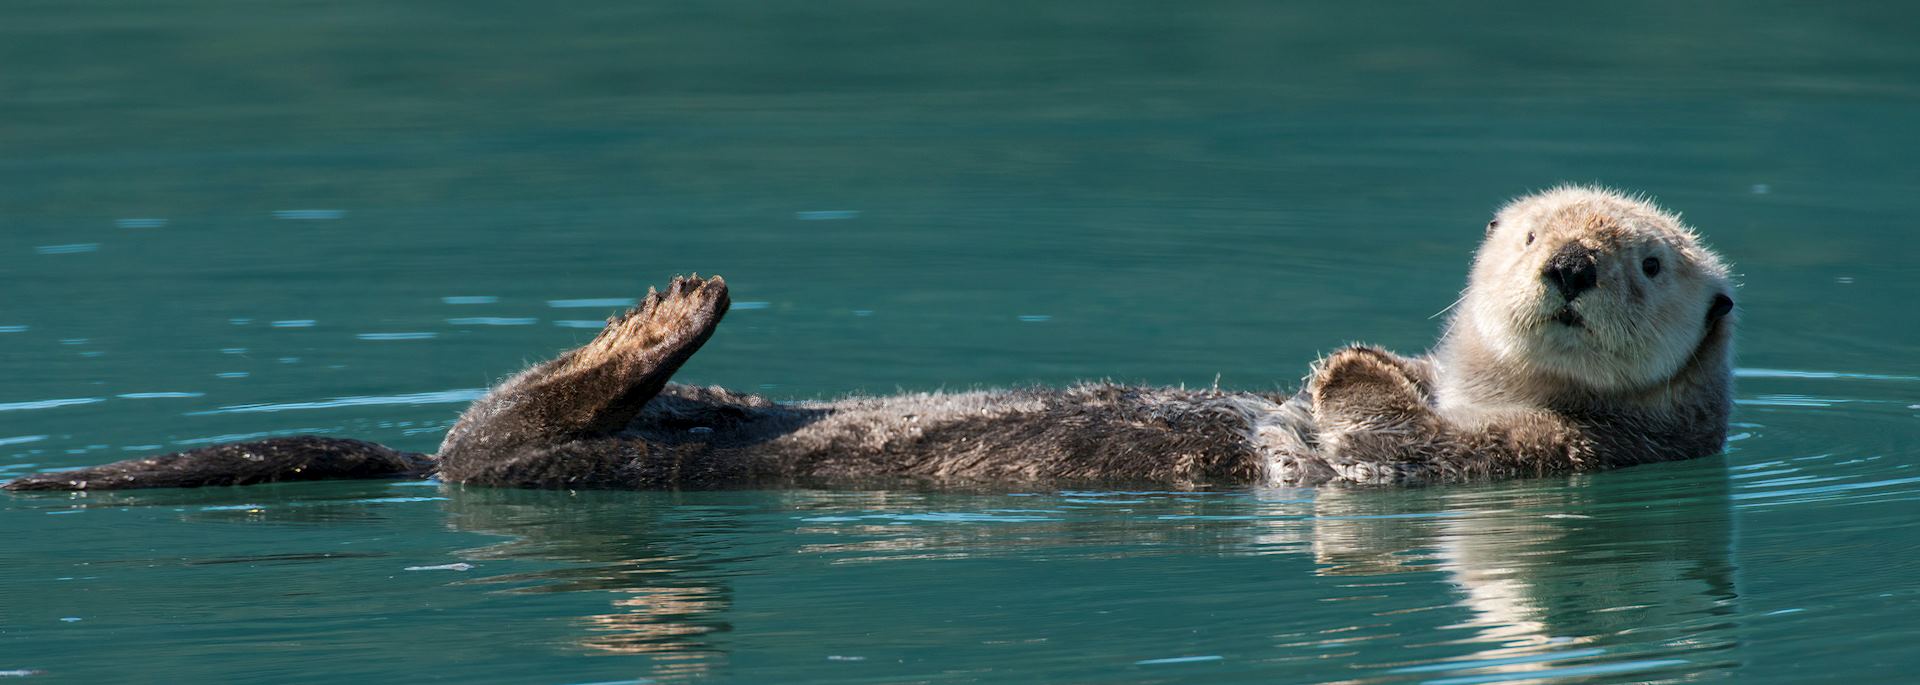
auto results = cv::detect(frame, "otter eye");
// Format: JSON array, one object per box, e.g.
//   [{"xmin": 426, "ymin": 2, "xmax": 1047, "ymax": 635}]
[
  {"xmin": 1524, "ymin": 232, "xmax": 1534, "ymax": 245},
  {"xmin": 1642, "ymin": 256, "xmax": 1662, "ymax": 277}
]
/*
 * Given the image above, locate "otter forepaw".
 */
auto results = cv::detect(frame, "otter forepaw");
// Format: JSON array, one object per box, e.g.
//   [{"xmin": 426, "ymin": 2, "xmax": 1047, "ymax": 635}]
[
  {"xmin": 1308, "ymin": 346, "xmax": 1443, "ymax": 468},
  {"xmin": 1310, "ymin": 346, "xmax": 1429, "ymax": 421}
]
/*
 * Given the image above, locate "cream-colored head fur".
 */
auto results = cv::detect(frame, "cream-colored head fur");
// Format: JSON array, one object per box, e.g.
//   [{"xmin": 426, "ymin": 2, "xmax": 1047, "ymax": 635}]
[{"xmin": 1452, "ymin": 186, "xmax": 1734, "ymax": 395}]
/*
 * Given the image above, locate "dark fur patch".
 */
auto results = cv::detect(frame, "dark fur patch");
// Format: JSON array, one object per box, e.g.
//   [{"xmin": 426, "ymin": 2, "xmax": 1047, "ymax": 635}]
[{"xmin": 2, "ymin": 436, "xmax": 430, "ymax": 491}]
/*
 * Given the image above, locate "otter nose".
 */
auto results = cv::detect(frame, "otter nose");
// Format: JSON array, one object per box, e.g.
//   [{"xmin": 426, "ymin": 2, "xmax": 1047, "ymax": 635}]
[{"xmin": 1543, "ymin": 243, "xmax": 1599, "ymax": 301}]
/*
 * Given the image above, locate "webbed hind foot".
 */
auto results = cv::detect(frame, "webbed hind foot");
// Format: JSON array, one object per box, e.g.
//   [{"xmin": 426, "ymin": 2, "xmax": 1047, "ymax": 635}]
[
  {"xmin": 437, "ymin": 275, "xmax": 729, "ymax": 470},
  {"xmin": 566, "ymin": 275, "xmax": 733, "ymax": 433}
]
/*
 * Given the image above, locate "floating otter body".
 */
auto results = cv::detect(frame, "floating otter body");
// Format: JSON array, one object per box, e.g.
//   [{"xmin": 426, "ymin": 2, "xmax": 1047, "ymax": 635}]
[{"xmin": 4, "ymin": 187, "xmax": 1737, "ymax": 492}]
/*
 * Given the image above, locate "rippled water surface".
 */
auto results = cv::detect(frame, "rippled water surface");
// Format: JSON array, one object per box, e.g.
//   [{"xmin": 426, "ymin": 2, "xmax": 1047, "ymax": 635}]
[{"xmin": 4, "ymin": 2, "xmax": 1918, "ymax": 683}]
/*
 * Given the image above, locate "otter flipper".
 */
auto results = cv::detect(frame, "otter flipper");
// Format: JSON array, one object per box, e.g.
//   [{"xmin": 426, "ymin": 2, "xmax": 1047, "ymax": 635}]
[
  {"xmin": 562, "ymin": 274, "xmax": 732, "ymax": 435},
  {"xmin": 3, "ymin": 436, "xmax": 434, "ymax": 491},
  {"xmin": 436, "ymin": 275, "xmax": 729, "ymax": 486}
]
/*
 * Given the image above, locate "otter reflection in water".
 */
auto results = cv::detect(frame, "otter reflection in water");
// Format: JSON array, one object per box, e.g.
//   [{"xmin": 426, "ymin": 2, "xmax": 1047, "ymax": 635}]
[
  {"xmin": 1301, "ymin": 460, "xmax": 1739, "ymax": 681},
  {"xmin": 420, "ymin": 457, "xmax": 1737, "ymax": 681},
  {"xmin": 437, "ymin": 487, "xmax": 745, "ymax": 677}
]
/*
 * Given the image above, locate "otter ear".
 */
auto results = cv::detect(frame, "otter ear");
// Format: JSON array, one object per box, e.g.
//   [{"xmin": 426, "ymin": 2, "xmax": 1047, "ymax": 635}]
[
  {"xmin": 1707, "ymin": 293, "xmax": 1734, "ymax": 322},
  {"xmin": 1485, "ymin": 219, "xmax": 1500, "ymax": 236}
]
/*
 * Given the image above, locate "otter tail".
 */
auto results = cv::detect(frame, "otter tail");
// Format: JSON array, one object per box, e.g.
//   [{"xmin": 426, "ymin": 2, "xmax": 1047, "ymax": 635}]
[{"xmin": 2, "ymin": 436, "xmax": 434, "ymax": 491}]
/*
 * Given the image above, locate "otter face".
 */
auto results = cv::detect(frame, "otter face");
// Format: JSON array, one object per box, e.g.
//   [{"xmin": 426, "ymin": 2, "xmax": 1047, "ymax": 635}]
[{"xmin": 1463, "ymin": 187, "xmax": 1734, "ymax": 392}]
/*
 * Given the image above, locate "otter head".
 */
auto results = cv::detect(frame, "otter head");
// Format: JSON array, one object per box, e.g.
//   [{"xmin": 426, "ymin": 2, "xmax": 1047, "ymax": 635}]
[{"xmin": 1456, "ymin": 186, "xmax": 1735, "ymax": 395}]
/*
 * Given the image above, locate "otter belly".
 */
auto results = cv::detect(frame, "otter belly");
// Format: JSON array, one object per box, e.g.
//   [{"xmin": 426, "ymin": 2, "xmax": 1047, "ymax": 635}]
[{"xmin": 622, "ymin": 384, "xmax": 1283, "ymax": 487}]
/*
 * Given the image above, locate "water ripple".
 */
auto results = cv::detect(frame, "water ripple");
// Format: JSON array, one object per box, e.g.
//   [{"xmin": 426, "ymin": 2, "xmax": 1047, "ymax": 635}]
[
  {"xmin": 35, "ymin": 243, "xmax": 100, "ymax": 255},
  {"xmin": 1732, "ymin": 475, "xmax": 1920, "ymax": 506},
  {"xmin": 1738, "ymin": 368, "xmax": 1920, "ymax": 382},
  {"xmin": 447, "ymin": 317, "xmax": 537, "ymax": 326},
  {"xmin": 1134, "ymin": 655, "xmax": 1223, "ymax": 665},
  {"xmin": 1391, "ymin": 647, "xmax": 1607, "ymax": 674},
  {"xmin": 187, "ymin": 388, "xmax": 485, "ymax": 415},
  {"xmin": 0, "ymin": 397, "xmax": 104, "ymax": 412},
  {"xmin": 1417, "ymin": 658, "xmax": 1692, "ymax": 685},
  {"xmin": 547, "ymin": 298, "xmax": 634, "ymax": 309}
]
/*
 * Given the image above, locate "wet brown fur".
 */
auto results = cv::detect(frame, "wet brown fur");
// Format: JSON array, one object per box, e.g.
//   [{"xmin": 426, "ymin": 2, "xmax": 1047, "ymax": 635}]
[{"xmin": 438, "ymin": 382, "xmax": 1281, "ymax": 490}]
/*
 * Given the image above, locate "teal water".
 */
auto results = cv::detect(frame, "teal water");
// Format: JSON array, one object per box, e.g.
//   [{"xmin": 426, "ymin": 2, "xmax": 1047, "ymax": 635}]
[{"xmin": 4, "ymin": 2, "xmax": 1918, "ymax": 682}]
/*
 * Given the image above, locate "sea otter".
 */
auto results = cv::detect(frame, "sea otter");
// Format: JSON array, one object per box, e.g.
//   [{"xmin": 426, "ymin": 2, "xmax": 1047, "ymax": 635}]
[{"xmin": 4, "ymin": 186, "xmax": 1737, "ymax": 492}]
